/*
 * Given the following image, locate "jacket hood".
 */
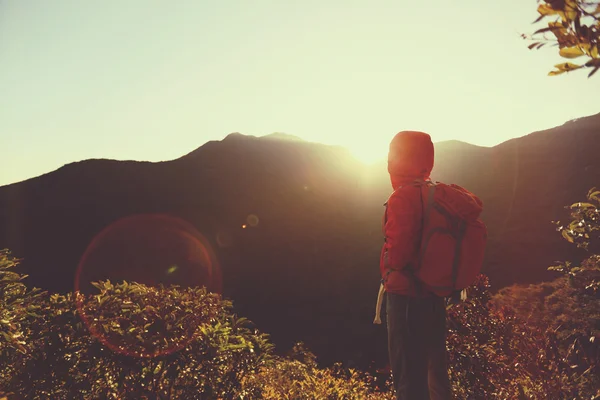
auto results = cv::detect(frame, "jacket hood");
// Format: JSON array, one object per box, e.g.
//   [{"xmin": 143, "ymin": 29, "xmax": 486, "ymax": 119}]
[{"xmin": 387, "ymin": 131, "xmax": 434, "ymax": 190}]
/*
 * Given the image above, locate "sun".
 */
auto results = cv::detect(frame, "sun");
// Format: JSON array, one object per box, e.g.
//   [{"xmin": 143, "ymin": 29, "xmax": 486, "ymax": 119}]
[{"xmin": 346, "ymin": 141, "xmax": 387, "ymax": 165}]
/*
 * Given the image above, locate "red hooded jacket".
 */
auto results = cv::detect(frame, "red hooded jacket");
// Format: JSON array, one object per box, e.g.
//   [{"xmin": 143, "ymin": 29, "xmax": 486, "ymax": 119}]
[{"xmin": 380, "ymin": 131, "xmax": 435, "ymax": 297}]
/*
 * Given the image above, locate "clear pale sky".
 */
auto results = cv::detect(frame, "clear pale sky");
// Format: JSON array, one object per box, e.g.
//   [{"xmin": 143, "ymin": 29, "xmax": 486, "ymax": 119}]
[{"xmin": 1, "ymin": 0, "xmax": 598, "ymax": 186}]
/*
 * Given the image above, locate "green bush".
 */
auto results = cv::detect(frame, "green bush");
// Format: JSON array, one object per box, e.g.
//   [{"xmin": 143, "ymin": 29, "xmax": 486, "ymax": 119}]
[
  {"xmin": 239, "ymin": 342, "xmax": 394, "ymax": 400},
  {"xmin": 448, "ymin": 275, "xmax": 598, "ymax": 399},
  {"xmin": 488, "ymin": 188, "xmax": 600, "ymax": 398},
  {"xmin": 493, "ymin": 189, "xmax": 600, "ymax": 341},
  {"xmin": 0, "ymin": 252, "xmax": 274, "ymax": 399}
]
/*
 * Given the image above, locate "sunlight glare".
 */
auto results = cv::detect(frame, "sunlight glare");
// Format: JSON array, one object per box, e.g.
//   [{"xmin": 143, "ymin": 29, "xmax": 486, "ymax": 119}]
[{"xmin": 347, "ymin": 141, "xmax": 387, "ymax": 165}]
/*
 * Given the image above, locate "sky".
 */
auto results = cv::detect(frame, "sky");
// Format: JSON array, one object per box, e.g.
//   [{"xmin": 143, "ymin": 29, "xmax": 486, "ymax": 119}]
[{"xmin": 1, "ymin": 0, "xmax": 599, "ymax": 186}]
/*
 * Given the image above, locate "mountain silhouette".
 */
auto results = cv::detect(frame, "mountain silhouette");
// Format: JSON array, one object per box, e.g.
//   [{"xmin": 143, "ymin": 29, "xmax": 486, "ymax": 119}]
[{"xmin": 1, "ymin": 114, "xmax": 599, "ymax": 367}]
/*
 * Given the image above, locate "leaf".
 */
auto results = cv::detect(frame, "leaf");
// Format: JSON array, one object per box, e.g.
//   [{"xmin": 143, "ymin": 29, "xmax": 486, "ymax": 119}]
[
  {"xmin": 564, "ymin": 0, "xmax": 577, "ymax": 9},
  {"xmin": 537, "ymin": 3, "xmax": 559, "ymax": 16},
  {"xmin": 562, "ymin": 230, "xmax": 574, "ymax": 243},
  {"xmin": 576, "ymin": 202, "xmax": 595, "ymax": 209},
  {"xmin": 548, "ymin": 70, "xmax": 566, "ymax": 76},
  {"xmin": 559, "ymin": 47, "xmax": 585, "ymax": 58},
  {"xmin": 585, "ymin": 58, "xmax": 600, "ymax": 67},
  {"xmin": 547, "ymin": 21, "xmax": 573, "ymax": 44},
  {"xmin": 154, "ymin": 362, "xmax": 163, "ymax": 375},
  {"xmin": 580, "ymin": 44, "xmax": 600, "ymax": 58},
  {"xmin": 564, "ymin": 7, "xmax": 578, "ymax": 20},
  {"xmin": 528, "ymin": 42, "xmax": 541, "ymax": 50},
  {"xmin": 533, "ymin": 25, "xmax": 563, "ymax": 35},
  {"xmin": 569, "ymin": 220, "xmax": 580, "ymax": 231},
  {"xmin": 554, "ymin": 62, "xmax": 582, "ymax": 71},
  {"xmin": 587, "ymin": 189, "xmax": 600, "ymax": 200}
]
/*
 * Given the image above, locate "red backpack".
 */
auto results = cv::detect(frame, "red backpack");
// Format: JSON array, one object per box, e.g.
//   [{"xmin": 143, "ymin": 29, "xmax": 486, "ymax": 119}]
[{"xmin": 390, "ymin": 181, "xmax": 487, "ymax": 297}]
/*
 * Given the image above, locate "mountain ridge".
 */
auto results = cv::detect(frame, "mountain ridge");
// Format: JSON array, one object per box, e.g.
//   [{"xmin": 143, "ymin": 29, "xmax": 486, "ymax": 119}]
[{"xmin": 5, "ymin": 111, "xmax": 599, "ymax": 189}]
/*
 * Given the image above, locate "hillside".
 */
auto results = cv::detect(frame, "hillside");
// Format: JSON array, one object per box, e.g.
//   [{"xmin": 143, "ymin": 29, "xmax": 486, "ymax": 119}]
[{"xmin": 1, "ymin": 113, "xmax": 599, "ymax": 366}]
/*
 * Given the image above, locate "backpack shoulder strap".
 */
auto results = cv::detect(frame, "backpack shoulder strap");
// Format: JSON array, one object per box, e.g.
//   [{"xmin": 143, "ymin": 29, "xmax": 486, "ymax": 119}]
[
  {"xmin": 417, "ymin": 181, "xmax": 436, "ymax": 269},
  {"xmin": 384, "ymin": 179, "xmax": 433, "ymax": 225}
]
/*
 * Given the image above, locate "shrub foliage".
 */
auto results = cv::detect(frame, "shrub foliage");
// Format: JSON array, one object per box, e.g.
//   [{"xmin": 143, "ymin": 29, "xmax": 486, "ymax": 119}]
[{"xmin": 0, "ymin": 254, "xmax": 275, "ymax": 399}]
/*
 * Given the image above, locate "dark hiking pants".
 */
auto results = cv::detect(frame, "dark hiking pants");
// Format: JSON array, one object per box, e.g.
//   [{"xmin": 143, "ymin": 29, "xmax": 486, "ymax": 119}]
[{"xmin": 387, "ymin": 292, "xmax": 452, "ymax": 400}]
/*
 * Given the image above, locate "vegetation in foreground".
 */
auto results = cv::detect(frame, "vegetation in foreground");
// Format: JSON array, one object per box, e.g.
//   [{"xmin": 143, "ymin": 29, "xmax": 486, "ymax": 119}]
[
  {"xmin": 525, "ymin": 0, "xmax": 600, "ymax": 77},
  {"xmin": 1, "ymin": 189, "xmax": 599, "ymax": 399}
]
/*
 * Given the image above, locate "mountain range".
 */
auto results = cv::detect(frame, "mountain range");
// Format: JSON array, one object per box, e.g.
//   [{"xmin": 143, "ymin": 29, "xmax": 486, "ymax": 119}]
[{"xmin": 1, "ymin": 112, "xmax": 599, "ymax": 367}]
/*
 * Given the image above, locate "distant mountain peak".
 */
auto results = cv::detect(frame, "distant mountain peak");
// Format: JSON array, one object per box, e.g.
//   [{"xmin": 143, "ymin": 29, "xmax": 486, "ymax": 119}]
[
  {"xmin": 179, "ymin": 131, "xmax": 310, "ymax": 161},
  {"xmin": 222, "ymin": 132, "xmax": 306, "ymax": 143},
  {"xmin": 223, "ymin": 132, "xmax": 255, "ymax": 141},
  {"xmin": 261, "ymin": 132, "xmax": 306, "ymax": 142}
]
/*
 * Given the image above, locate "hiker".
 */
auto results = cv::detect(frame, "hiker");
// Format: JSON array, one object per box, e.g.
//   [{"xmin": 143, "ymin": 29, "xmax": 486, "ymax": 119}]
[{"xmin": 373, "ymin": 131, "xmax": 487, "ymax": 400}]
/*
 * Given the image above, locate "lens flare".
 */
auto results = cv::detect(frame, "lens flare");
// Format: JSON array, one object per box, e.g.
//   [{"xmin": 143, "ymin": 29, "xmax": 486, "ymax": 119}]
[
  {"xmin": 74, "ymin": 214, "xmax": 221, "ymax": 358},
  {"xmin": 246, "ymin": 214, "xmax": 259, "ymax": 227},
  {"xmin": 216, "ymin": 231, "xmax": 233, "ymax": 247}
]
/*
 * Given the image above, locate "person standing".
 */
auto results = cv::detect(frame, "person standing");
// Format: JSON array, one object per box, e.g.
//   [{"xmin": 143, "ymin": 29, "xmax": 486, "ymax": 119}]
[{"xmin": 375, "ymin": 131, "xmax": 452, "ymax": 400}]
